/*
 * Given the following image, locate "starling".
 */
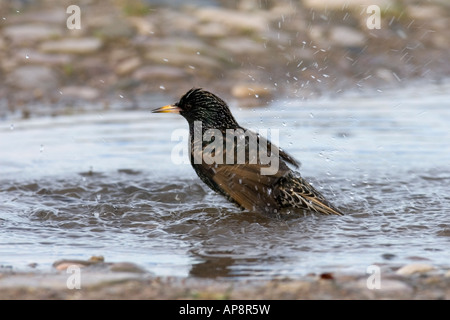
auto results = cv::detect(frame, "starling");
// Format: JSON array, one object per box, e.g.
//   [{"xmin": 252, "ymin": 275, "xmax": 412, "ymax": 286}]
[{"xmin": 152, "ymin": 88, "xmax": 343, "ymax": 216}]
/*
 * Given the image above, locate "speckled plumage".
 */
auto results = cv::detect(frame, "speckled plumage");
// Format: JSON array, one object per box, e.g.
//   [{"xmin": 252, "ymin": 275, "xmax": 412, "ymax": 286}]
[{"xmin": 152, "ymin": 88, "xmax": 343, "ymax": 216}]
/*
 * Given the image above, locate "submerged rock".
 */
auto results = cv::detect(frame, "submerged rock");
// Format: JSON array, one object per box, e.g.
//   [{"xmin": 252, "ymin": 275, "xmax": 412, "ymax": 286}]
[{"xmin": 396, "ymin": 263, "xmax": 435, "ymax": 276}]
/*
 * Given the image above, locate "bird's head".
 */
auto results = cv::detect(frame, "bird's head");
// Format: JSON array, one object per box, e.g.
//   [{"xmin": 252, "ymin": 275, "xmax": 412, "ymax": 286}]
[{"xmin": 152, "ymin": 88, "xmax": 239, "ymax": 129}]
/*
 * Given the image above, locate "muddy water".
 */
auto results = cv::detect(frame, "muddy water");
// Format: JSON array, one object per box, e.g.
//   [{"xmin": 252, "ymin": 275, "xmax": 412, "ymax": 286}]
[{"xmin": 1, "ymin": 82, "xmax": 449, "ymax": 279}]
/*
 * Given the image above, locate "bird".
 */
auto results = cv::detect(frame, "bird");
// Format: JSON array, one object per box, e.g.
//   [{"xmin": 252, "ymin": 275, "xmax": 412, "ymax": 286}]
[{"xmin": 152, "ymin": 88, "xmax": 343, "ymax": 216}]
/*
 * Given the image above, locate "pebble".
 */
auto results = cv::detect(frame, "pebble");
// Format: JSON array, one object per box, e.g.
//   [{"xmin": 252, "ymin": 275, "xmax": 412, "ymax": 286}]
[
  {"xmin": 329, "ymin": 26, "xmax": 366, "ymax": 47},
  {"xmin": 396, "ymin": 263, "xmax": 435, "ymax": 276},
  {"xmin": 195, "ymin": 7, "xmax": 268, "ymax": 33},
  {"xmin": 16, "ymin": 49, "xmax": 72, "ymax": 66},
  {"xmin": 3, "ymin": 24, "xmax": 62, "ymax": 42},
  {"xmin": 195, "ymin": 22, "xmax": 229, "ymax": 38},
  {"xmin": 408, "ymin": 5, "xmax": 443, "ymax": 20},
  {"xmin": 115, "ymin": 57, "xmax": 141, "ymax": 75},
  {"xmin": 40, "ymin": 38, "xmax": 102, "ymax": 54},
  {"xmin": 127, "ymin": 17, "xmax": 155, "ymax": 35},
  {"xmin": 60, "ymin": 86, "xmax": 101, "ymax": 100},
  {"xmin": 378, "ymin": 279, "xmax": 413, "ymax": 292},
  {"xmin": 145, "ymin": 50, "xmax": 221, "ymax": 70},
  {"xmin": 8, "ymin": 66, "xmax": 58, "ymax": 90},
  {"xmin": 217, "ymin": 38, "xmax": 264, "ymax": 55},
  {"xmin": 133, "ymin": 65, "xmax": 187, "ymax": 81},
  {"xmin": 231, "ymin": 84, "xmax": 272, "ymax": 99}
]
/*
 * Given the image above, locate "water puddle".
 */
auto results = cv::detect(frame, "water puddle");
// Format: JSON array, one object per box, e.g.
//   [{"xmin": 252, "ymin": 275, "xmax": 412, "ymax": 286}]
[{"xmin": 1, "ymin": 82, "xmax": 449, "ymax": 279}]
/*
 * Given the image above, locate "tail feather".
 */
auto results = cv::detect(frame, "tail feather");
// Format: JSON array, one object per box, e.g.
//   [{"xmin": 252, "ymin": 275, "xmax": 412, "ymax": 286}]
[{"xmin": 276, "ymin": 175, "xmax": 343, "ymax": 216}]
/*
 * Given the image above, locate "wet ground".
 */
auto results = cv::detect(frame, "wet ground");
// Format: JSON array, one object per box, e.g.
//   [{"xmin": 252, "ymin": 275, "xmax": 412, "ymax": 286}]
[{"xmin": 1, "ymin": 81, "xmax": 449, "ymax": 283}]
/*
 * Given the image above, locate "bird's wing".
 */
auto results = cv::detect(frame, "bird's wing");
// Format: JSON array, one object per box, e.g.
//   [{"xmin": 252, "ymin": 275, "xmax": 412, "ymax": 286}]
[
  {"xmin": 210, "ymin": 163, "xmax": 285, "ymax": 214},
  {"xmin": 196, "ymin": 128, "xmax": 294, "ymax": 214}
]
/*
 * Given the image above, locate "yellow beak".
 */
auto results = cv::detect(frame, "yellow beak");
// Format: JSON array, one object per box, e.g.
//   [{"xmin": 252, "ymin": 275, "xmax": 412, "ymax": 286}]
[{"xmin": 151, "ymin": 104, "xmax": 181, "ymax": 114}]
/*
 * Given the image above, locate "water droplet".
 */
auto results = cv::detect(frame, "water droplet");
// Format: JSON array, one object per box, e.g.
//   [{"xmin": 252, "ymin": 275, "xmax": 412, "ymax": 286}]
[
  {"xmin": 309, "ymin": 113, "xmax": 314, "ymax": 118},
  {"xmin": 282, "ymin": 122, "xmax": 287, "ymax": 126},
  {"xmin": 96, "ymin": 194, "xmax": 101, "ymax": 201},
  {"xmin": 119, "ymin": 94, "xmax": 124, "ymax": 98},
  {"xmin": 255, "ymin": 94, "xmax": 259, "ymax": 98},
  {"xmin": 163, "ymin": 58, "xmax": 169, "ymax": 62},
  {"xmin": 159, "ymin": 85, "xmax": 165, "ymax": 90},
  {"xmin": 10, "ymin": 124, "xmax": 14, "ymax": 130},
  {"xmin": 39, "ymin": 144, "xmax": 44, "ymax": 153},
  {"xmin": 25, "ymin": 54, "xmax": 29, "ymax": 59}
]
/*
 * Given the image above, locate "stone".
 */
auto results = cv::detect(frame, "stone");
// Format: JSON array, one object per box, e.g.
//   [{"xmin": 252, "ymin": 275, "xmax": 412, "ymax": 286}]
[
  {"xmin": 15, "ymin": 49, "xmax": 72, "ymax": 66},
  {"xmin": 195, "ymin": 22, "xmax": 229, "ymax": 38},
  {"xmin": 115, "ymin": 57, "xmax": 141, "ymax": 75},
  {"xmin": 396, "ymin": 263, "xmax": 435, "ymax": 276},
  {"xmin": 217, "ymin": 37, "xmax": 264, "ymax": 55},
  {"xmin": 379, "ymin": 279, "xmax": 413, "ymax": 292},
  {"xmin": 133, "ymin": 65, "xmax": 187, "ymax": 81},
  {"xmin": 375, "ymin": 68, "xmax": 397, "ymax": 82},
  {"xmin": 95, "ymin": 20, "xmax": 136, "ymax": 39},
  {"xmin": 231, "ymin": 84, "xmax": 273, "ymax": 99},
  {"xmin": 40, "ymin": 38, "xmax": 102, "ymax": 54},
  {"xmin": 128, "ymin": 17, "xmax": 155, "ymax": 35},
  {"xmin": 329, "ymin": 26, "xmax": 366, "ymax": 47},
  {"xmin": 195, "ymin": 7, "xmax": 268, "ymax": 34},
  {"xmin": 60, "ymin": 86, "xmax": 100, "ymax": 100},
  {"xmin": 7, "ymin": 66, "xmax": 58, "ymax": 90},
  {"xmin": 5, "ymin": 9, "xmax": 67, "ymax": 25},
  {"xmin": 408, "ymin": 5, "xmax": 443, "ymax": 20},
  {"xmin": 145, "ymin": 51, "xmax": 221, "ymax": 71},
  {"xmin": 3, "ymin": 24, "xmax": 62, "ymax": 42}
]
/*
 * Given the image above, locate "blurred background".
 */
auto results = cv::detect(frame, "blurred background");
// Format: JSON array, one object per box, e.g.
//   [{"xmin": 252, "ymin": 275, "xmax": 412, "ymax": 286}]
[{"xmin": 1, "ymin": 0, "xmax": 449, "ymax": 118}]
